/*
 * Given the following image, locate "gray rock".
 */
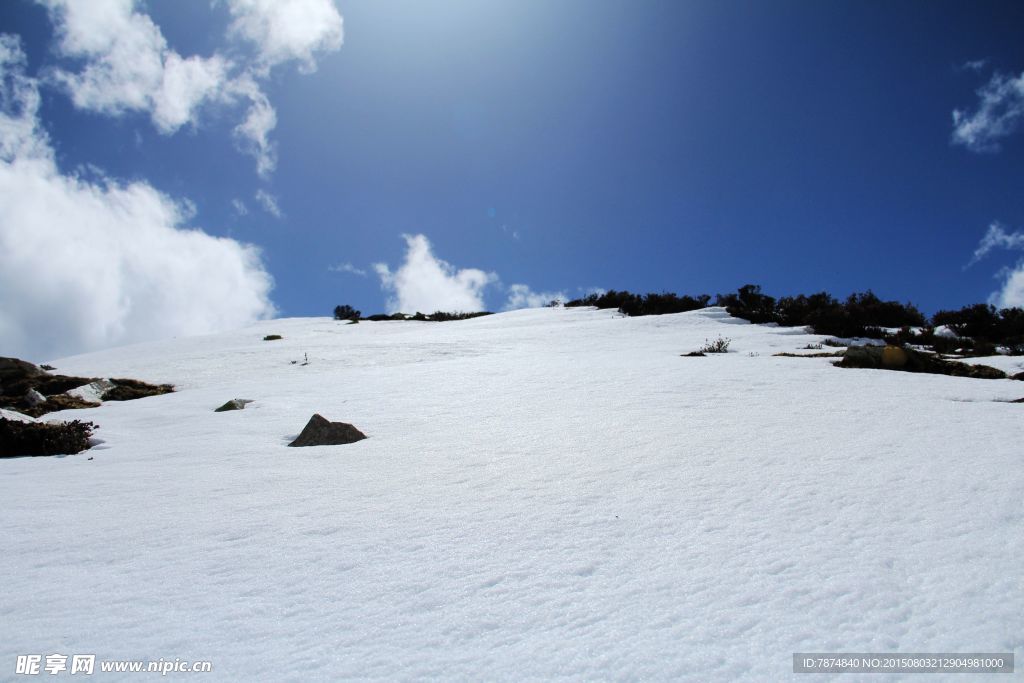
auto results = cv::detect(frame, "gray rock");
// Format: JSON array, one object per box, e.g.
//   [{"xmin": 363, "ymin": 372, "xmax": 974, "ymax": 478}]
[
  {"xmin": 214, "ymin": 399, "xmax": 253, "ymax": 412},
  {"xmin": 288, "ymin": 414, "xmax": 367, "ymax": 447},
  {"xmin": 67, "ymin": 379, "xmax": 116, "ymax": 404},
  {"xmin": 24, "ymin": 389, "xmax": 46, "ymax": 407}
]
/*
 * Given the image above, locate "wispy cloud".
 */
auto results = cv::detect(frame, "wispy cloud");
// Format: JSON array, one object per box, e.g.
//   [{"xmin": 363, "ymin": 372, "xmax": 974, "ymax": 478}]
[
  {"xmin": 374, "ymin": 234, "xmax": 496, "ymax": 314},
  {"xmin": 328, "ymin": 262, "xmax": 366, "ymax": 276},
  {"xmin": 965, "ymin": 222, "xmax": 1024, "ymax": 309},
  {"xmin": 231, "ymin": 198, "xmax": 248, "ymax": 215},
  {"xmin": 952, "ymin": 70, "xmax": 1024, "ymax": 152},
  {"xmin": 36, "ymin": 0, "xmax": 343, "ymax": 177},
  {"xmin": 0, "ymin": 35, "xmax": 275, "ymax": 360},
  {"xmin": 967, "ymin": 222, "xmax": 1024, "ymax": 266},
  {"xmin": 254, "ymin": 188, "xmax": 281, "ymax": 217},
  {"xmin": 958, "ymin": 58, "xmax": 989, "ymax": 73}
]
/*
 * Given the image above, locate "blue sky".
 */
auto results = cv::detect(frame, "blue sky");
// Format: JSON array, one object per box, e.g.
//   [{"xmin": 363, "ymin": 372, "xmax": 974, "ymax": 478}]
[{"xmin": 2, "ymin": 0, "xmax": 1024, "ymax": 359}]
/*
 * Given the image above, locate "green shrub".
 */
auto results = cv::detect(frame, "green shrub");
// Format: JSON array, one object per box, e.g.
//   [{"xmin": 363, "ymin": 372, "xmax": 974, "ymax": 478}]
[{"xmin": 700, "ymin": 336, "xmax": 731, "ymax": 353}]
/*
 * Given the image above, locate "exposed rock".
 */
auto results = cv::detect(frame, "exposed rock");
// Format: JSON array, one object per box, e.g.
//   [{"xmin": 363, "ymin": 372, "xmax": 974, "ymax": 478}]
[
  {"xmin": 101, "ymin": 378, "xmax": 174, "ymax": 401},
  {"xmin": 1012, "ymin": 372, "xmax": 1024, "ymax": 381},
  {"xmin": 67, "ymin": 379, "xmax": 116, "ymax": 404},
  {"xmin": 681, "ymin": 351, "xmax": 705, "ymax": 357},
  {"xmin": 838, "ymin": 345, "xmax": 1006, "ymax": 379},
  {"xmin": 288, "ymin": 414, "xmax": 367, "ymax": 447},
  {"xmin": 0, "ymin": 408, "xmax": 36, "ymax": 423},
  {"xmin": 881, "ymin": 345, "xmax": 908, "ymax": 369},
  {"xmin": 0, "ymin": 357, "xmax": 173, "ymax": 416},
  {"xmin": 215, "ymin": 399, "xmax": 253, "ymax": 412},
  {"xmin": 0, "ymin": 357, "xmax": 44, "ymax": 382}
]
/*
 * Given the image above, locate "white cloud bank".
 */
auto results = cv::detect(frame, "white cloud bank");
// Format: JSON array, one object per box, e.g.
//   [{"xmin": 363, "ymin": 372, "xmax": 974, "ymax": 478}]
[
  {"xmin": 37, "ymin": 0, "xmax": 343, "ymax": 177},
  {"xmin": 374, "ymin": 235, "xmax": 496, "ymax": 314},
  {"xmin": 503, "ymin": 284, "xmax": 566, "ymax": 310},
  {"xmin": 372, "ymin": 234, "xmax": 568, "ymax": 314},
  {"xmin": 968, "ymin": 222, "xmax": 1024, "ymax": 308},
  {"xmin": 952, "ymin": 70, "xmax": 1024, "ymax": 152},
  {"xmin": 227, "ymin": 0, "xmax": 343, "ymax": 73},
  {"xmin": 0, "ymin": 35, "xmax": 275, "ymax": 361}
]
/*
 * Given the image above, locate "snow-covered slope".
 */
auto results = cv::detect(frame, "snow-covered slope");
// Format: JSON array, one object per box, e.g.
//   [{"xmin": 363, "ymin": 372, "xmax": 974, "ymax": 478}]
[{"xmin": 3, "ymin": 307, "xmax": 1022, "ymax": 680}]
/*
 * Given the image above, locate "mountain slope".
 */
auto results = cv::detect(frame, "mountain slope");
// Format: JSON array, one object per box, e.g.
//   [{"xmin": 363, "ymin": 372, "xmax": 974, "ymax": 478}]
[{"xmin": 3, "ymin": 307, "xmax": 1022, "ymax": 680}]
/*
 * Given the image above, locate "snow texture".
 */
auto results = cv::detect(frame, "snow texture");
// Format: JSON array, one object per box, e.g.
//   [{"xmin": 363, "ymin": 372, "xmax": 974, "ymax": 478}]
[{"xmin": 2, "ymin": 307, "xmax": 1022, "ymax": 680}]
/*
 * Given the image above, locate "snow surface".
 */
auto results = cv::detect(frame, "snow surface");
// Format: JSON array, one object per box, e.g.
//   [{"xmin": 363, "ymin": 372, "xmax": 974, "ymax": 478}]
[{"xmin": 2, "ymin": 307, "xmax": 1022, "ymax": 680}]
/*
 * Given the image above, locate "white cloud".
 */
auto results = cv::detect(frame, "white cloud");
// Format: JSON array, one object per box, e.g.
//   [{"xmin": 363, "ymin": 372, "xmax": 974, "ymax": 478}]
[
  {"xmin": 374, "ymin": 234, "xmax": 496, "ymax": 314},
  {"xmin": 0, "ymin": 36, "xmax": 275, "ymax": 361},
  {"xmin": 231, "ymin": 198, "xmax": 248, "ymax": 215},
  {"xmin": 329, "ymin": 262, "xmax": 367, "ymax": 277},
  {"xmin": 226, "ymin": 0, "xmax": 343, "ymax": 73},
  {"xmin": 952, "ymin": 70, "xmax": 1024, "ymax": 152},
  {"xmin": 503, "ymin": 284, "xmax": 566, "ymax": 310},
  {"xmin": 991, "ymin": 263, "xmax": 1024, "ymax": 308},
  {"xmin": 36, "ymin": 0, "xmax": 343, "ymax": 177},
  {"xmin": 254, "ymin": 188, "xmax": 282, "ymax": 217},
  {"xmin": 968, "ymin": 222, "xmax": 1024, "ymax": 266},
  {"xmin": 41, "ymin": 0, "xmax": 229, "ymax": 134}
]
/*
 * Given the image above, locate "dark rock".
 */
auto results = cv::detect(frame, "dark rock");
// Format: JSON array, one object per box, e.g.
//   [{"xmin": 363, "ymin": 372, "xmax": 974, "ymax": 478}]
[
  {"xmin": 101, "ymin": 378, "xmax": 174, "ymax": 401},
  {"xmin": 288, "ymin": 414, "xmax": 367, "ymax": 447},
  {"xmin": 1011, "ymin": 398, "xmax": 1024, "ymax": 403},
  {"xmin": 838, "ymin": 345, "xmax": 1006, "ymax": 379},
  {"xmin": 1012, "ymin": 372, "xmax": 1024, "ymax": 381},
  {"xmin": 681, "ymin": 351, "xmax": 705, "ymax": 357},
  {"xmin": 215, "ymin": 399, "xmax": 253, "ymax": 412},
  {"xmin": 0, "ymin": 357, "xmax": 44, "ymax": 382}
]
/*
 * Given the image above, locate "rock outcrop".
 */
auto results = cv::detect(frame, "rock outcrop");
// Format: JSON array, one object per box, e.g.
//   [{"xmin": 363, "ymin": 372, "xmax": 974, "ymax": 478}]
[
  {"xmin": 838, "ymin": 345, "xmax": 1007, "ymax": 379},
  {"xmin": 288, "ymin": 414, "xmax": 367, "ymax": 447}
]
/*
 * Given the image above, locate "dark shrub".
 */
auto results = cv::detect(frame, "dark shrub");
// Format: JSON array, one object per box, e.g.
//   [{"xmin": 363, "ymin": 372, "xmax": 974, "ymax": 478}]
[
  {"xmin": 565, "ymin": 289, "xmax": 641, "ymax": 311},
  {"xmin": 364, "ymin": 313, "xmax": 406, "ymax": 321},
  {"xmin": 426, "ymin": 311, "xmax": 492, "ymax": 322},
  {"xmin": 0, "ymin": 418, "xmax": 96, "ymax": 457},
  {"xmin": 364, "ymin": 311, "xmax": 492, "ymax": 322},
  {"xmin": 334, "ymin": 304, "xmax": 361, "ymax": 321},
  {"xmin": 716, "ymin": 284, "xmax": 777, "ymax": 324},
  {"xmin": 931, "ymin": 304, "xmax": 1024, "ymax": 353},
  {"xmin": 565, "ymin": 290, "xmax": 709, "ymax": 317},
  {"xmin": 621, "ymin": 292, "xmax": 710, "ymax": 316}
]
